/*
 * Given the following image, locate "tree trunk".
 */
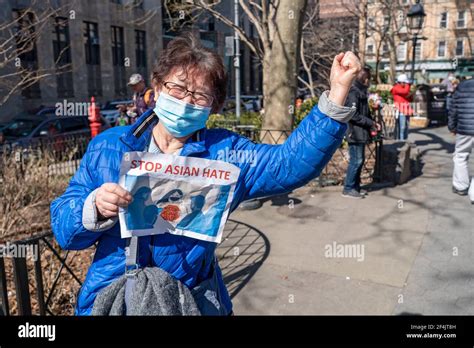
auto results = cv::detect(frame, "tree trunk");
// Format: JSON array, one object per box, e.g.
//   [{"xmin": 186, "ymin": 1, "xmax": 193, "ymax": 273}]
[
  {"xmin": 261, "ymin": 0, "xmax": 308, "ymax": 144},
  {"xmin": 388, "ymin": 40, "xmax": 397, "ymax": 85},
  {"xmin": 358, "ymin": 0, "xmax": 368, "ymax": 66}
]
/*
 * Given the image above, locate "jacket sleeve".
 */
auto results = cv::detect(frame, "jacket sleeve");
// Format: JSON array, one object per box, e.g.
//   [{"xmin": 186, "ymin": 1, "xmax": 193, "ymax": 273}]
[
  {"xmin": 234, "ymin": 93, "xmax": 352, "ymax": 201},
  {"xmin": 50, "ymin": 144, "xmax": 103, "ymax": 250},
  {"xmin": 345, "ymin": 88, "xmax": 374, "ymax": 129},
  {"xmin": 448, "ymin": 89, "xmax": 458, "ymax": 132}
]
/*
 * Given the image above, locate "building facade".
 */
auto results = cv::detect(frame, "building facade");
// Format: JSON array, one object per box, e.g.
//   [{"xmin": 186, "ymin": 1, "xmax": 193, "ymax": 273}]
[
  {"xmin": 0, "ymin": 0, "xmax": 262, "ymax": 122},
  {"xmin": 364, "ymin": 0, "xmax": 474, "ymax": 83},
  {"xmin": 1, "ymin": 0, "xmax": 163, "ymax": 122}
]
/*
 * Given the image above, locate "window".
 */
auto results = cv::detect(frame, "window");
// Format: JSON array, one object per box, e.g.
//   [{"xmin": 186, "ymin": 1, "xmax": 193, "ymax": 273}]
[
  {"xmin": 208, "ymin": 17, "xmax": 215, "ymax": 31},
  {"xmin": 53, "ymin": 17, "xmax": 74, "ymax": 98},
  {"xmin": 367, "ymin": 17, "xmax": 375, "ymax": 33},
  {"xmin": 456, "ymin": 39, "xmax": 464, "ymax": 56},
  {"xmin": 84, "ymin": 21, "xmax": 100, "ymax": 65},
  {"xmin": 397, "ymin": 10, "xmax": 405, "ymax": 25},
  {"xmin": 36, "ymin": 120, "xmax": 61, "ymax": 138},
  {"xmin": 111, "ymin": 26, "xmax": 124, "ymax": 66},
  {"xmin": 111, "ymin": 26, "xmax": 126, "ymax": 97},
  {"xmin": 397, "ymin": 42, "xmax": 407, "ymax": 61},
  {"xmin": 367, "ymin": 44, "xmax": 374, "ymax": 55},
  {"xmin": 83, "ymin": 21, "xmax": 102, "ymax": 96},
  {"xmin": 133, "ymin": 0, "xmax": 144, "ymax": 9},
  {"xmin": 13, "ymin": 10, "xmax": 41, "ymax": 99},
  {"xmin": 135, "ymin": 30, "xmax": 147, "ymax": 79},
  {"xmin": 3, "ymin": 118, "xmax": 42, "ymax": 138},
  {"xmin": 59, "ymin": 117, "xmax": 88, "ymax": 132},
  {"xmin": 383, "ymin": 16, "xmax": 390, "ymax": 31},
  {"xmin": 440, "ymin": 12, "xmax": 448, "ymax": 28},
  {"xmin": 415, "ymin": 41, "xmax": 422, "ymax": 61},
  {"xmin": 382, "ymin": 43, "xmax": 389, "ymax": 55},
  {"xmin": 438, "ymin": 41, "xmax": 446, "ymax": 57},
  {"xmin": 457, "ymin": 10, "xmax": 466, "ymax": 28}
]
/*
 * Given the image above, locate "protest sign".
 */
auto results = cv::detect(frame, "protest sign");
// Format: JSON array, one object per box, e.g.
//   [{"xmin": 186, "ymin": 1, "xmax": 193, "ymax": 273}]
[{"xmin": 118, "ymin": 152, "xmax": 241, "ymax": 243}]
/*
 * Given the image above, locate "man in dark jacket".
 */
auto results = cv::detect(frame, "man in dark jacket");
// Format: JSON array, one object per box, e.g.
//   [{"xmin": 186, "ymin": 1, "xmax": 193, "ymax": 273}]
[
  {"xmin": 342, "ymin": 67, "xmax": 381, "ymax": 199},
  {"xmin": 448, "ymin": 78, "xmax": 474, "ymax": 204}
]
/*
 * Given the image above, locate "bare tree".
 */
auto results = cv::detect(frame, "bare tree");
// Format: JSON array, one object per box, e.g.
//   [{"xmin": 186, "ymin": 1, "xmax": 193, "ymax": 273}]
[
  {"xmin": 164, "ymin": 0, "xmax": 308, "ymax": 141},
  {"xmin": 344, "ymin": 0, "xmax": 410, "ymax": 84},
  {"xmin": 0, "ymin": 0, "xmax": 75, "ymax": 106},
  {"xmin": 299, "ymin": 0, "xmax": 359, "ymax": 98}
]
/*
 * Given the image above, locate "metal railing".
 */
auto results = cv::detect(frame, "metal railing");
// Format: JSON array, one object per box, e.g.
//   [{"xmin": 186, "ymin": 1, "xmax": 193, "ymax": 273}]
[
  {"xmin": 230, "ymin": 126, "xmax": 381, "ymax": 186},
  {"xmin": 0, "ymin": 232, "xmax": 86, "ymax": 316}
]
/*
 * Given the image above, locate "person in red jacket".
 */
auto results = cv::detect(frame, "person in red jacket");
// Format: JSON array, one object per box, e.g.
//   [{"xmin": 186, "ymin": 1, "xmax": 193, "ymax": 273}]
[{"xmin": 391, "ymin": 74, "xmax": 413, "ymax": 140}]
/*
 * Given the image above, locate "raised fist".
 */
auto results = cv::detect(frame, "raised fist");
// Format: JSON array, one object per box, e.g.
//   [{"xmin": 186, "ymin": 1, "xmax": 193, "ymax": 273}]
[{"xmin": 328, "ymin": 51, "xmax": 362, "ymax": 106}]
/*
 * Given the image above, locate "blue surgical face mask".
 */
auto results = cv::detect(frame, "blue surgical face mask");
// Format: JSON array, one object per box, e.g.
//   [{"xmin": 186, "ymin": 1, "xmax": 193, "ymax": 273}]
[{"xmin": 153, "ymin": 92, "xmax": 211, "ymax": 138}]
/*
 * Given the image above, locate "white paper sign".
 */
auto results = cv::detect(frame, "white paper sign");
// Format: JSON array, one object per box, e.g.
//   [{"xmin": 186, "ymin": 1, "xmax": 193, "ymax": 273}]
[{"xmin": 118, "ymin": 152, "xmax": 241, "ymax": 243}]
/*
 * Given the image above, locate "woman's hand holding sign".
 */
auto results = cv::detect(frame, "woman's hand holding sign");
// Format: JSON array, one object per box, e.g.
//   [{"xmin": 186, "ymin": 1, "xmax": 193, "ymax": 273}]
[
  {"xmin": 328, "ymin": 51, "xmax": 362, "ymax": 106},
  {"xmin": 96, "ymin": 183, "xmax": 132, "ymax": 220}
]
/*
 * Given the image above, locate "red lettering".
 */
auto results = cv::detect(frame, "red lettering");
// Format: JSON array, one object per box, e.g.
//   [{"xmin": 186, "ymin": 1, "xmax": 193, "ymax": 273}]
[
  {"xmin": 145, "ymin": 162, "xmax": 154, "ymax": 171},
  {"xmin": 165, "ymin": 164, "xmax": 173, "ymax": 174},
  {"xmin": 224, "ymin": 171, "xmax": 230, "ymax": 180},
  {"xmin": 131, "ymin": 160, "xmax": 137, "ymax": 169}
]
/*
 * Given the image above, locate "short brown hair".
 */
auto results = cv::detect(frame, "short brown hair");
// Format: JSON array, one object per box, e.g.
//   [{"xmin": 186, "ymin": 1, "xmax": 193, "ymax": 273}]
[{"xmin": 152, "ymin": 32, "xmax": 227, "ymax": 113}]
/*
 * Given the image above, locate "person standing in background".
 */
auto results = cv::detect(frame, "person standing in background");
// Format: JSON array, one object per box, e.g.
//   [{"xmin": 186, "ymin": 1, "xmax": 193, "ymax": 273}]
[
  {"xmin": 442, "ymin": 73, "xmax": 456, "ymax": 114},
  {"xmin": 448, "ymin": 78, "xmax": 474, "ymax": 204},
  {"xmin": 128, "ymin": 73, "xmax": 156, "ymax": 118},
  {"xmin": 342, "ymin": 67, "xmax": 381, "ymax": 199},
  {"xmin": 391, "ymin": 74, "xmax": 413, "ymax": 140}
]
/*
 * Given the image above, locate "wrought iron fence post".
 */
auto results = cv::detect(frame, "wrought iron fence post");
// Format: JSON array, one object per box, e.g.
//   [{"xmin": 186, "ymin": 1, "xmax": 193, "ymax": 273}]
[
  {"xmin": 373, "ymin": 139, "xmax": 384, "ymax": 183},
  {"xmin": 33, "ymin": 240, "xmax": 46, "ymax": 316},
  {"xmin": 0, "ymin": 255, "xmax": 9, "ymax": 315},
  {"xmin": 12, "ymin": 254, "xmax": 32, "ymax": 315}
]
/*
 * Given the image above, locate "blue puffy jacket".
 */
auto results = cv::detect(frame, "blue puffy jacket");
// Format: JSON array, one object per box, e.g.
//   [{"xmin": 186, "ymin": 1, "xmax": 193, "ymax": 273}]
[
  {"xmin": 50, "ymin": 104, "xmax": 347, "ymax": 315},
  {"xmin": 448, "ymin": 79, "xmax": 474, "ymax": 136}
]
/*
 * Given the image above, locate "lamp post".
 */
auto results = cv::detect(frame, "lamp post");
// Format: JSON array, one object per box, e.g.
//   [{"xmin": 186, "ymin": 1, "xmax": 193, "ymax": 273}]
[
  {"xmin": 234, "ymin": 0, "xmax": 241, "ymax": 121},
  {"xmin": 407, "ymin": 0, "xmax": 426, "ymax": 83}
]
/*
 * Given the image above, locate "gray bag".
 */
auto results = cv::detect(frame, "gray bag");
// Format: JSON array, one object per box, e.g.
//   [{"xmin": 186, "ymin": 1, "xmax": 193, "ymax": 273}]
[{"xmin": 92, "ymin": 235, "xmax": 229, "ymax": 316}]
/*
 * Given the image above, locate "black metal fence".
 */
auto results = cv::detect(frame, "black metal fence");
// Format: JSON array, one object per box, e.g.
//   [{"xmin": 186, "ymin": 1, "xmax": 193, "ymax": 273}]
[
  {"xmin": 0, "ymin": 232, "xmax": 86, "ymax": 316},
  {"xmin": 229, "ymin": 126, "xmax": 381, "ymax": 186},
  {"xmin": 0, "ymin": 132, "xmax": 91, "ymax": 178}
]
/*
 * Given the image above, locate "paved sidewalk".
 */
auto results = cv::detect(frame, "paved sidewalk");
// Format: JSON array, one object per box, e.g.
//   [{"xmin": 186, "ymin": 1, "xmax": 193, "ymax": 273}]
[{"xmin": 218, "ymin": 126, "xmax": 473, "ymax": 315}]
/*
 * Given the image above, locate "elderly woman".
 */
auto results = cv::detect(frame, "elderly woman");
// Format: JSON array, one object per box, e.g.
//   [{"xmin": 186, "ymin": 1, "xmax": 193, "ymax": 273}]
[{"xmin": 51, "ymin": 33, "xmax": 360, "ymax": 315}]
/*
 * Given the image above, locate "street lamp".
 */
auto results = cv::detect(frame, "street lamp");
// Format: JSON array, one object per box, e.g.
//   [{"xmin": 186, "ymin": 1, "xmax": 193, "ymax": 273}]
[{"xmin": 407, "ymin": 0, "xmax": 426, "ymax": 83}]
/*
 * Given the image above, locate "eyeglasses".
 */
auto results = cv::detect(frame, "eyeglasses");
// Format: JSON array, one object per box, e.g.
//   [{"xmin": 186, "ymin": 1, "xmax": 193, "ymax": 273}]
[{"xmin": 163, "ymin": 81, "xmax": 214, "ymax": 107}]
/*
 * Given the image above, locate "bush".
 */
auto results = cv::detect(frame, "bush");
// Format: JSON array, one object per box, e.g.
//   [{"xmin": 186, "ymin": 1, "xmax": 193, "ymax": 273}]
[
  {"xmin": 207, "ymin": 111, "xmax": 262, "ymax": 130},
  {"xmin": 368, "ymin": 86, "xmax": 393, "ymax": 105},
  {"xmin": 294, "ymin": 97, "xmax": 319, "ymax": 127}
]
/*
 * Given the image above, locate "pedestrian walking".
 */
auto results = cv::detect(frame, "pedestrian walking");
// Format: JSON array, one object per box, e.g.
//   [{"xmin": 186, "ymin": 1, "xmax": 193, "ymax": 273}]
[{"xmin": 448, "ymin": 78, "xmax": 474, "ymax": 204}]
